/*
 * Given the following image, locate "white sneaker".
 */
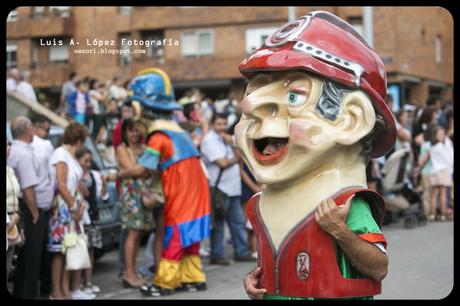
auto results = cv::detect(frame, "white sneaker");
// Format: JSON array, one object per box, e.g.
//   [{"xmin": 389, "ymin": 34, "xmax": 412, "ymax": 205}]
[
  {"xmin": 83, "ymin": 283, "xmax": 100, "ymax": 294},
  {"xmin": 251, "ymin": 252, "xmax": 258, "ymax": 259},
  {"xmin": 72, "ymin": 288, "xmax": 96, "ymax": 300},
  {"xmin": 199, "ymin": 246, "xmax": 210, "ymax": 257}
]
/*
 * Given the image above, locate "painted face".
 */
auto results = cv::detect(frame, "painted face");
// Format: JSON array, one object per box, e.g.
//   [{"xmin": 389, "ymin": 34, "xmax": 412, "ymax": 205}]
[{"xmin": 235, "ymin": 71, "xmax": 348, "ymax": 185}]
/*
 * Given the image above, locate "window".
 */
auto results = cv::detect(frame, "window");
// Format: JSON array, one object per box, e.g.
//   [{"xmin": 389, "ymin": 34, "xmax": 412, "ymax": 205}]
[
  {"xmin": 32, "ymin": 45, "xmax": 38, "ymax": 68},
  {"xmin": 119, "ymin": 7, "xmax": 132, "ymax": 15},
  {"xmin": 7, "ymin": 43, "xmax": 17, "ymax": 69},
  {"xmin": 119, "ymin": 34, "xmax": 132, "ymax": 66},
  {"xmin": 347, "ymin": 16, "xmax": 364, "ymax": 37},
  {"xmin": 49, "ymin": 6, "xmax": 70, "ymax": 17},
  {"xmin": 49, "ymin": 45, "xmax": 69, "ymax": 63},
  {"xmin": 7, "ymin": 10, "xmax": 18, "ymax": 22},
  {"xmin": 246, "ymin": 27, "xmax": 278, "ymax": 54},
  {"xmin": 33, "ymin": 6, "xmax": 45, "ymax": 18},
  {"xmin": 141, "ymin": 30, "xmax": 165, "ymax": 58},
  {"xmin": 435, "ymin": 35, "xmax": 442, "ymax": 64},
  {"xmin": 181, "ymin": 30, "xmax": 214, "ymax": 56}
]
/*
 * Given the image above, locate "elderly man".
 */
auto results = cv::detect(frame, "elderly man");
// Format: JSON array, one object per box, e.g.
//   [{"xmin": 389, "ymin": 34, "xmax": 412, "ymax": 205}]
[
  {"xmin": 8, "ymin": 116, "xmax": 54, "ymax": 299},
  {"xmin": 7, "ymin": 68, "xmax": 21, "ymax": 93},
  {"xmin": 30, "ymin": 114, "xmax": 55, "ymax": 297},
  {"xmin": 16, "ymin": 70, "xmax": 38, "ymax": 103},
  {"xmin": 237, "ymin": 11, "xmax": 395, "ymax": 300}
]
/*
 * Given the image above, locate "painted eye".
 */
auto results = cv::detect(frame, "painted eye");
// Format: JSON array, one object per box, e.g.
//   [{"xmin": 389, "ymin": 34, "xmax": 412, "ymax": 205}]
[{"xmin": 287, "ymin": 91, "xmax": 307, "ymax": 107}]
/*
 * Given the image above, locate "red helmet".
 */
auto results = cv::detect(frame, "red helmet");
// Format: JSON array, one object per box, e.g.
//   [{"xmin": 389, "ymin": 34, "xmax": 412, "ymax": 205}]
[{"xmin": 239, "ymin": 11, "xmax": 396, "ymax": 158}]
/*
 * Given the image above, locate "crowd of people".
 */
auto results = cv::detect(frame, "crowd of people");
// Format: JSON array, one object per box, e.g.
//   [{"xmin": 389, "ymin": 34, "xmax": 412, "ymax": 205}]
[
  {"xmin": 6, "ymin": 70, "xmax": 257, "ymax": 300},
  {"xmin": 369, "ymin": 94, "xmax": 454, "ymax": 222},
  {"xmin": 6, "ymin": 67, "xmax": 454, "ymax": 300}
]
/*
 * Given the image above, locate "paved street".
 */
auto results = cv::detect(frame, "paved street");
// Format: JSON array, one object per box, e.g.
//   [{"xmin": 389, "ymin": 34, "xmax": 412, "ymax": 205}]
[
  {"xmin": 7, "ymin": 219, "xmax": 453, "ymax": 299},
  {"xmin": 88, "ymin": 219, "xmax": 453, "ymax": 300}
]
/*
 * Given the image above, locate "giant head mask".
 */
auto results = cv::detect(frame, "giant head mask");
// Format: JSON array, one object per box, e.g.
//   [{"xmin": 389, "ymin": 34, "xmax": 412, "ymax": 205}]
[{"xmin": 235, "ymin": 11, "xmax": 396, "ymax": 186}]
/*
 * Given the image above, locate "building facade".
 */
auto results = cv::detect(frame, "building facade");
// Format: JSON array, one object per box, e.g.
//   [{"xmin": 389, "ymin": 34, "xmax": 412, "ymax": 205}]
[{"xmin": 7, "ymin": 6, "xmax": 453, "ymax": 109}]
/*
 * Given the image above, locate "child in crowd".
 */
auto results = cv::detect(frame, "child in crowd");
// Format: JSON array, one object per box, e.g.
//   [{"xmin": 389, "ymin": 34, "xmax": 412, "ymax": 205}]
[{"xmin": 419, "ymin": 125, "xmax": 454, "ymax": 221}]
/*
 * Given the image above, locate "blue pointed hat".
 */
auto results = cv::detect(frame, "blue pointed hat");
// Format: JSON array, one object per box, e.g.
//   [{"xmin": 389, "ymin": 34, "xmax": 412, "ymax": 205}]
[{"xmin": 129, "ymin": 68, "xmax": 183, "ymax": 112}]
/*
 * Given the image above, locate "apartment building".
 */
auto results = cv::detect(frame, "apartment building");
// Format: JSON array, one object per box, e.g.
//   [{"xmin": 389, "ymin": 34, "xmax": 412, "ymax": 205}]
[{"xmin": 6, "ymin": 6, "xmax": 453, "ymax": 109}]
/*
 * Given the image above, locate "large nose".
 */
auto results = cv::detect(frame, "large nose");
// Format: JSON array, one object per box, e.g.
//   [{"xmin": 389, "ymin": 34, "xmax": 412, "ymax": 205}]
[
  {"xmin": 240, "ymin": 94, "xmax": 289, "ymax": 138},
  {"xmin": 241, "ymin": 93, "xmax": 286, "ymax": 121}
]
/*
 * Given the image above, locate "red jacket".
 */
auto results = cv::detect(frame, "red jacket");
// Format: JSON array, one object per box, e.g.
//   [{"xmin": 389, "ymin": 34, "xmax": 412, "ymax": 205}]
[{"xmin": 246, "ymin": 186, "xmax": 386, "ymax": 298}]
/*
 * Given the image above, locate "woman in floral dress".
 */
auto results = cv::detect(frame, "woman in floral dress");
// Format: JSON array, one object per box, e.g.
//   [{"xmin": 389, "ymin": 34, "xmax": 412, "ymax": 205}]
[{"xmin": 116, "ymin": 119, "xmax": 154, "ymax": 287}]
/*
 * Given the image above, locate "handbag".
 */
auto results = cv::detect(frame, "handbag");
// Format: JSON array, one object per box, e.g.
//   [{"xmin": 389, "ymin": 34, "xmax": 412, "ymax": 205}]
[
  {"xmin": 64, "ymin": 221, "xmax": 91, "ymax": 271},
  {"xmin": 7, "ymin": 172, "xmax": 25, "ymax": 248},
  {"xmin": 7, "ymin": 223, "xmax": 25, "ymax": 248},
  {"xmin": 210, "ymin": 167, "xmax": 226, "ymax": 222}
]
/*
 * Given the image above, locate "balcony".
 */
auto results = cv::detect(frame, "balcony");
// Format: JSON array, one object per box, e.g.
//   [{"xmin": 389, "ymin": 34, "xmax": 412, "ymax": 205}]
[{"xmin": 7, "ymin": 12, "xmax": 74, "ymax": 39}]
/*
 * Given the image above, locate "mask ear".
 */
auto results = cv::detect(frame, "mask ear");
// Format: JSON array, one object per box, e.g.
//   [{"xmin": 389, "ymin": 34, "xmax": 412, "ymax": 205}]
[
  {"xmin": 334, "ymin": 91, "xmax": 376, "ymax": 145},
  {"xmin": 132, "ymin": 101, "xmax": 142, "ymax": 122}
]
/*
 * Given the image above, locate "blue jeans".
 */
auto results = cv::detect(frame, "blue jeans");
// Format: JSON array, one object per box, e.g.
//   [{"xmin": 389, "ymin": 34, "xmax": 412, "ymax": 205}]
[{"xmin": 210, "ymin": 195, "xmax": 250, "ymax": 259}]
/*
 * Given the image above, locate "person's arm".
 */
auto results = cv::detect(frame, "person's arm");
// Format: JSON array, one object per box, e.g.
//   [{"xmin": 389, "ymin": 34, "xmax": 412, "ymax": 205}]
[
  {"xmin": 116, "ymin": 145, "xmax": 149, "ymax": 178},
  {"xmin": 315, "ymin": 196, "xmax": 388, "ymax": 282},
  {"xmin": 414, "ymin": 133, "xmax": 424, "ymax": 146},
  {"xmin": 397, "ymin": 127, "xmax": 412, "ymax": 143},
  {"xmin": 214, "ymin": 134, "xmax": 241, "ymax": 168},
  {"xmin": 240, "ymin": 161, "xmax": 263, "ymax": 193},
  {"xmin": 214, "ymin": 156, "xmax": 239, "ymax": 169},
  {"xmin": 22, "ymin": 186, "xmax": 39, "ymax": 224},
  {"xmin": 55, "ymin": 162, "xmax": 76, "ymax": 211},
  {"xmin": 418, "ymin": 150, "xmax": 430, "ymax": 170}
]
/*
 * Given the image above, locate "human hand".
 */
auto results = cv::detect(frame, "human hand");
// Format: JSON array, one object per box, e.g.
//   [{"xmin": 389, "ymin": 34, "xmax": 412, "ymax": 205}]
[
  {"xmin": 106, "ymin": 172, "xmax": 118, "ymax": 182},
  {"xmin": 413, "ymin": 167, "xmax": 420, "ymax": 178},
  {"xmin": 243, "ymin": 267, "xmax": 266, "ymax": 300},
  {"xmin": 72, "ymin": 202, "xmax": 85, "ymax": 222},
  {"xmin": 315, "ymin": 195, "xmax": 354, "ymax": 238},
  {"xmin": 32, "ymin": 210, "xmax": 39, "ymax": 224},
  {"xmin": 9, "ymin": 213, "xmax": 21, "ymax": 227},
  {"xmin": 220, "ymin": 133, "xmax": 234, "ymax": 146}
]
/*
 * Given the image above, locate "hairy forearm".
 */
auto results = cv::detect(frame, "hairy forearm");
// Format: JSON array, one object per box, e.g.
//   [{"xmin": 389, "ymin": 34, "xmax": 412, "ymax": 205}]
[{"xmin": 331, "ymin": 226, "xmax": 388, "ymax": 282}]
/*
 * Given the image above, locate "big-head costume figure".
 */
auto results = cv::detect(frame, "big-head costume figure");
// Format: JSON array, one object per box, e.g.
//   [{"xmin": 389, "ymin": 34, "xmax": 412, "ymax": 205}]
[
  {"xmin": 129, "ymin": 68, "xmax": 211, "ymax": 297},
  {"xmin": 236, "ymin": 11, "xmax": 396, "ymax": 299}
]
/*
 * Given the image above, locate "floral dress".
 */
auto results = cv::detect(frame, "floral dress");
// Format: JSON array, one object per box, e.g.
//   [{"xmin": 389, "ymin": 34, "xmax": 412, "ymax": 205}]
[
  {"xmin": 119, "ymin": 144, "xmax": 154, "ymax": 231},
  {"xmin": 47, "ymin": 146, "xmax": 83, "ymax": 253}
]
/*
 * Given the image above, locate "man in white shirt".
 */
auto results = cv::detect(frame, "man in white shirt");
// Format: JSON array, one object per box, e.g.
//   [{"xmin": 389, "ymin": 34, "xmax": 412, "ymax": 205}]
[
  {"xmin": 30, "ymin": 114, "xmax": 55, "ymax": 297},
  {"xmin": 16, "ymin": 70, "xmax": 38, "ymax": 103},
  {"xmin": 200, "ymin": 113, "xmax": 256, "ymax": 265},
  {"xmin": 108, "ymin": 76, "xmax": 127, "ymax": 107},
  {"xmin": 30, "ymin": 115, "xmax": 54, "ymax": 190},
  {"xmin": 7, "ymin": 68, "xmax": 20, "ymax": 93}
]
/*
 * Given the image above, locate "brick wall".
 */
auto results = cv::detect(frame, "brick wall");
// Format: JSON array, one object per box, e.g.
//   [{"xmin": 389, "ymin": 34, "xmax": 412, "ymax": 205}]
[{"xmin": 7, "ymin": 6, "xmax": 453, "ymax": 107}]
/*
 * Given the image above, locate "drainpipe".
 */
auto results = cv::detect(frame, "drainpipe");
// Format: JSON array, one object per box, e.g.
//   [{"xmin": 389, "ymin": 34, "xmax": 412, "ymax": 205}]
[
  {"xmin": 288, "ymin": 6, "xmax": 296, "ymax": 21},
  {"xmin": 363, "ymin": 7, "xmax": 373, "ymax": 48}
]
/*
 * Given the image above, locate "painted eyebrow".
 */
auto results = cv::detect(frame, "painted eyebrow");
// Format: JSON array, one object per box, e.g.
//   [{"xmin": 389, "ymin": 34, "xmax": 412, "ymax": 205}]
[{"xmin": 287, "ymin": 88, "xmax": 308, "ymax": 95}]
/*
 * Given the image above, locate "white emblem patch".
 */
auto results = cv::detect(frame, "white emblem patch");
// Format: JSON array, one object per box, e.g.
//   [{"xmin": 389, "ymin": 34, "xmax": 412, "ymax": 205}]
[{"xmin": 296, "ymin": 252, "xmax": 310, "ymax": 280}]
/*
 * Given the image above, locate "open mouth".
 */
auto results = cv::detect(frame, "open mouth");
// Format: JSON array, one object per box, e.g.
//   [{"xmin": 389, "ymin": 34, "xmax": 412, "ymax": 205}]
[{"xmin": 251, "ymin": 137, "xmax": 289, "ymax": 165}]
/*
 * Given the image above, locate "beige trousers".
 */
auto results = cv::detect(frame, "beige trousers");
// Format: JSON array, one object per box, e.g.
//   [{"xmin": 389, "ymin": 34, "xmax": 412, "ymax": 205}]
[{"xmin": 421, "ymin": 173, "xmax": 432, "ymax": 217}]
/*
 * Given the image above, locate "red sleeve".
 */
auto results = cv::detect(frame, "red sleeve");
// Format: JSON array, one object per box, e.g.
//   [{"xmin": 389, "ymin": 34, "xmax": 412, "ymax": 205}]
[
  {"xmin": 358, "ymin": 233, "xmax": 387, "ymax": 249},
  {"xmin": 112, "ymin": 120, "xmax": 123, "ymax": 149},
  {"xmin": 147, "ymin": 132, "xmax": 174, "ymax": 162}
]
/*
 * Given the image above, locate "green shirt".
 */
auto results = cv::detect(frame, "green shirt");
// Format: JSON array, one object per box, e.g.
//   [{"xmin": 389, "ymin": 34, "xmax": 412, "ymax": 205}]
[{"xmin": 264, "ymin": 197, "xmax": 384, "ymax": 300}]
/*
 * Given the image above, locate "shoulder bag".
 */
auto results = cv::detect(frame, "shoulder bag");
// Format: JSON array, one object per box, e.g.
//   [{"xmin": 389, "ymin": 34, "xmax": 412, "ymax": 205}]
[{"xmin": 210, "ymin": 167, "xmax": 227, "ymax": 222}]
